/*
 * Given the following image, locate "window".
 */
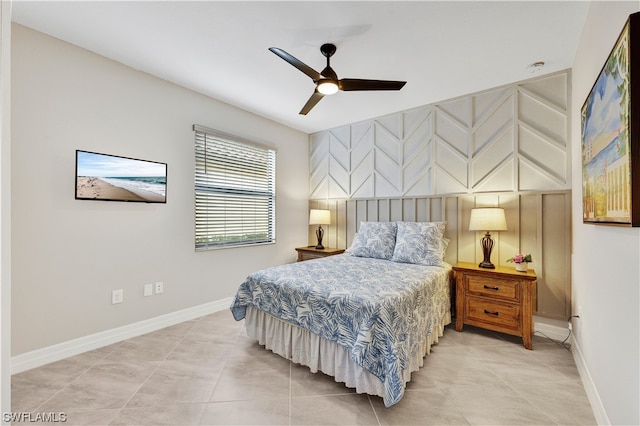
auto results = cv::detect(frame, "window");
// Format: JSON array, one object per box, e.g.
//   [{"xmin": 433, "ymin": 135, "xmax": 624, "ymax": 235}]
[{"xmin": 194, "ymin": 125, "xmax": 276, "ymax": 250}]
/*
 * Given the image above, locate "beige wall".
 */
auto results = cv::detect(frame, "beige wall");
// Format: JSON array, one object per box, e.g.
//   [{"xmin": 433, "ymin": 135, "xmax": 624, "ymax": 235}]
[
  {"xmin": 10, "ymin": 24, "xmax": 309, "ymax": 355},
  {"xmin": 571, "ymin": 2, "xmax": 640, "ymax": 425},
  {"xmin": 1, "ymin": 0, "xmax": 11, "ymax": 416}
]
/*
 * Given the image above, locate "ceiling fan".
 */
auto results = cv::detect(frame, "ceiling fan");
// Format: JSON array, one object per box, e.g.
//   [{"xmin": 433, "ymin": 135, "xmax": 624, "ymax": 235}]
[{"xmin": 269, "ymin": 43, "xmax": 407, "ymax": 115}]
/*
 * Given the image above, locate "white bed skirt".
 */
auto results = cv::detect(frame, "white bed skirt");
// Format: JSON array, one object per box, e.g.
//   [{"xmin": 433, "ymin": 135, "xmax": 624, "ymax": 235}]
[{"xmin": 244, "ymin": 306, "xmax": 451, "ymax": 402}]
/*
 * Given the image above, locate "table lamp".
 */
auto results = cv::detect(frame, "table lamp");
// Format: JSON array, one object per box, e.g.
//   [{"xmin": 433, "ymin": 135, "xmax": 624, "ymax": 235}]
[
  {"xmin": 309, "ymin": 209, "xmax": 331, "ymax": 249},
  {"xmin": 469, "ymin": 207, "xmax": 507, "ymax": 269}
]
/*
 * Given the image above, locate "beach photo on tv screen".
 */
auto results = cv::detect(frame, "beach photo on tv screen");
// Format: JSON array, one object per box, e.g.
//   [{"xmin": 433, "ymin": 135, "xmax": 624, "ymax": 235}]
[{"xmin": 75, "ymin": 150, "xmax": 167, "ymax": 203}]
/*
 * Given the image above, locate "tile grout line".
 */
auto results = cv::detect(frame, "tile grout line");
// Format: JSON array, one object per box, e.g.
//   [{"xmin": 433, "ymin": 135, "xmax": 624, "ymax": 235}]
[
  {"xmin": 30, "ymin": 339, "xmax": 127, "ymax": 414},
  {"xmin": 367, "ymin": 394, "xmax": 382, "ymax": 426},
  {"xmin": 434, "ymin": 387, "xmax": 472, "ymax": 426},
  {"xmin": 110, "ymin": 317, "xmax": 201, "ymax": 423},
  {"xmin": 198, "ymin": 318, "xmax": 243, "ymax": 424},
  {"xmin": 487, "ymin": 364, "xmax": 556, "ymax": 425}
]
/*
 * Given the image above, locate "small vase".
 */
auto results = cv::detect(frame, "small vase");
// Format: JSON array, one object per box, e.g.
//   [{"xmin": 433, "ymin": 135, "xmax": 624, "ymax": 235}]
[{"xmin": 515, "ymin": 262, "xmax": 528, "ymax": 272}]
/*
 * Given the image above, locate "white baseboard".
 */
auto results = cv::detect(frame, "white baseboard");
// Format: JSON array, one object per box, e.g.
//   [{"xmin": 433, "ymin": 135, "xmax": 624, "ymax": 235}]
[
  {"xmin": 532, "ymin": 320, "xmax": 607, "ymax": 424},
  {"xmin": 534, "ymin": 320, "xmax": 572, "ymax": 342},
  {"xmin": 11, "ymin": 297, "xmax": 234, "ymax": 375},
  {"xmin": 571, "ymin": 340, "xmax": 610, "ymax": 425}
]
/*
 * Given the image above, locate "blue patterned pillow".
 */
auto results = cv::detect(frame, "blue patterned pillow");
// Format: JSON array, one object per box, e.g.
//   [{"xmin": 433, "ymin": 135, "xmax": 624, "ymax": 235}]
[
  {"xmin": 346, "ymin": 222, "xmax": 397, "ymax": 260},
  {"xmin": 441, "ymin": 237, "xmax": 451, "ymax": 260},
  {"xmin": 391, "ymin": 221, "xmax": 446, "ymax": 266}
]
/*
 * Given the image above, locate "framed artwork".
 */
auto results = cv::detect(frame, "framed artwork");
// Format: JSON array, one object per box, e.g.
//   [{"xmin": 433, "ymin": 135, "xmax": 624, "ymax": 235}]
[{"xmin": 581, "ymin": 12, "xmax": 640, "ymax": 226}]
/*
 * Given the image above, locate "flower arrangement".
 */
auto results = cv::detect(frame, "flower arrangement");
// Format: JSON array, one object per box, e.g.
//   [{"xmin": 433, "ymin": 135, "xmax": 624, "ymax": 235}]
[{"xmin": 507, "ymin": 253, "xmax": 532, "ymax": 264}]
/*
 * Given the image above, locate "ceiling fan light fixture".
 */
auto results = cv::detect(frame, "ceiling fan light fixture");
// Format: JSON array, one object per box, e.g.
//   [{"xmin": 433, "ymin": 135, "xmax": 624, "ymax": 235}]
[
  {"xmin": 317, "ymin": 79, "xmax": 339, "ymax": 95},
  {"xmin": 269, "ymin": 43, "xmax": 406, "ymax": 114}
]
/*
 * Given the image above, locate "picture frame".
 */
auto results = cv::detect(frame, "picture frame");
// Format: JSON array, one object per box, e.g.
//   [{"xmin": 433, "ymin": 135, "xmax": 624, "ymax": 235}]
[{"xmin": 581, "ymin": 11, "xmax": 640, "ymax": 226}]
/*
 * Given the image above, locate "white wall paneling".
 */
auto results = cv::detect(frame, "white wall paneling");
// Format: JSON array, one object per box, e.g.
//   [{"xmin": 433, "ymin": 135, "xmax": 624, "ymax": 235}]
[
  {"xmin": 310, "ymin": 71, "xmax": 570, "ymax": 199},
  {"xmin": 309, "ymin": 70, "xmax": 571, "ymax": 321},
  {"xmin": 310, "ymin": 192, "xmax": 571, "ymax": 321}
]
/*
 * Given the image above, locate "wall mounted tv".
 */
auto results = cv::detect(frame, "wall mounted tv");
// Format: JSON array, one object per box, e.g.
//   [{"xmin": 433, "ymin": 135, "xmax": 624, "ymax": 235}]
[{"xmin": 75, "ymin": 150, "xmax": 167, "ymax": 203}]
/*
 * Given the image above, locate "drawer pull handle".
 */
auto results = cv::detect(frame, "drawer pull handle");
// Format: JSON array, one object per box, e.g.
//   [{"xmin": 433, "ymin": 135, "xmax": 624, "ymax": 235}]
[
  {"xmin": 484, "ymin": 285, "xmax": 499, "ymax": 291},
  {"xmin": 484, "ymin": 309, "xmax": 499, "ymax": 316}
]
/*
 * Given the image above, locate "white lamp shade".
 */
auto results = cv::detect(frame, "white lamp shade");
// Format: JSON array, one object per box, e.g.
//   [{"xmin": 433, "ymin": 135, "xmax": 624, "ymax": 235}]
[
  {"xmin": 309, "ymin": 209, "xmax": 331, "ymax": 225},
  {"xmin": 469, "ymin": 208, "xmax": 507, "ymax": 232}
]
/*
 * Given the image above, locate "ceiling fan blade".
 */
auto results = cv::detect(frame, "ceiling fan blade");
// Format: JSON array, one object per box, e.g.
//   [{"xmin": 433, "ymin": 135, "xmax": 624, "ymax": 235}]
[
  {"xmin": 269, "ymin": 47, "xmax": 321, "ymax": 81},
  {"xmin": 299, "ymin": 90, "xmax": 324, "ymax": 115},
  {"xmin": 339, "ymin": 79, "xmax": 407, "ymax": 91}
]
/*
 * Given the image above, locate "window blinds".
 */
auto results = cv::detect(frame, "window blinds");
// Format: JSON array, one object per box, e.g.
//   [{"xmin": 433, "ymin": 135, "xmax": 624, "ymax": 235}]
[{"xmin": 194, "ymin": 125, "xmax": 276, "ymax": 250}]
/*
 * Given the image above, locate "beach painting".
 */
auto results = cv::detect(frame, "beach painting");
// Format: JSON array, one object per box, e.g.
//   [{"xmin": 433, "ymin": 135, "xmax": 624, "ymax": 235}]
[
  {"xmin": 75, "ymin": 150, "xmax": 167, "ymax": 203},
  {"xmin": 581, "ymin": 14, "xmax": 636, "ymax": 225}
]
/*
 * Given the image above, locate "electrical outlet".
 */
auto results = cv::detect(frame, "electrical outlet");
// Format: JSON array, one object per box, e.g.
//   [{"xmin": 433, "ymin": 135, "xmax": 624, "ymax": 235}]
[
  {"xmin": 154, "ymin": 282, "xmax": 164, "ymax": 294},
  {"xmin": 112, "ymin": 289, "xmax": 124, "ymax": 304},
  {"xmin": 143, "ymin": 284, "xmax": 153, "ymax": 297}
]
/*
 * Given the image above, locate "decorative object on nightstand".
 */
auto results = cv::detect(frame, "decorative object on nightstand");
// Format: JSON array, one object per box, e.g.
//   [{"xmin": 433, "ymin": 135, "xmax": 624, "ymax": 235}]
[
  {"xmin": 453, "ymin": 262, "xmax": 537, "ymax": 349},
  {"xmin": 295, "ymin": 246, "xmax": 345, "ymax": 262},
  {"xmin": 309, "ymin": 209, "xmax": 331, "ymax": 249},
  {"xmin": 507, "ymin": 253, "xmax": 532, "ymax": 272},
  {"xmin": 468, "ymin": 207, "xmax": 508, "ymax": 269}
]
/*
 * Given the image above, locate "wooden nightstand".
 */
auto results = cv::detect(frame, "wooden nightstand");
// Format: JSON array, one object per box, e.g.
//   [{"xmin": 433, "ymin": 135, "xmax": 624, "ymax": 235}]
[
  {"xmin": 453, "ymin": 262, "xmax": 537, "ymax": 349},
  {"xmin": 295, "ymin": 246, "xmax": 345, "ymax": 262}
]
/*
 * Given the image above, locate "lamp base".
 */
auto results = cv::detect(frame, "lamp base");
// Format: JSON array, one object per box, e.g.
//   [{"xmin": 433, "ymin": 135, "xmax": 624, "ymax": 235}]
[
  {"xmin": 315, "ymin": 225, "xmax": 325, "ymax": 250},
  {"xmin": 479, "ymin": 232, "xmax": 496, "ymax": 269}
]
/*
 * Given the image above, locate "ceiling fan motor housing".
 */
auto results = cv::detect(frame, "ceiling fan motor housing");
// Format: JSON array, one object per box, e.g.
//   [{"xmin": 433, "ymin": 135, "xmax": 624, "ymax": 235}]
[{"xmin": 320, "ymin": 43, "xmax": 337, "ymax": 58}]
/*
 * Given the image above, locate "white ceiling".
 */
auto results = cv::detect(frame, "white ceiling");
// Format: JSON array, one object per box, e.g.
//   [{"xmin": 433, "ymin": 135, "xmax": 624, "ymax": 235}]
[{"xmin": 11, "ymin": 1, "xmax": 590, "ymax": 134}]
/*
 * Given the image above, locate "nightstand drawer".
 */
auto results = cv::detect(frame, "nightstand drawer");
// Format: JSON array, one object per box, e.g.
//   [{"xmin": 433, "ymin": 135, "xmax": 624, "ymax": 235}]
[
  {"xmin": 465, "ymin": 297, "xmax": 521, "ymax": 332},
  {"xmin": 466, "ymin": 276, "xmax": 520, "ymax": 302}
]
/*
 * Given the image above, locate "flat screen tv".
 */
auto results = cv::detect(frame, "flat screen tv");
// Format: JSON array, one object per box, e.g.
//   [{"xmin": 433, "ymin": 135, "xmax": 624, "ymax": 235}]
[{"xmin": 75, "ymin": 150, "xmax": 167, "ymax": 203}]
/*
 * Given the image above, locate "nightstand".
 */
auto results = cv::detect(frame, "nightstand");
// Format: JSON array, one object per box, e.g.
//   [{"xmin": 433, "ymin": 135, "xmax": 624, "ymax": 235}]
[
  {"xmin": 295, "ymin": 246, "xmax": 345, "ymax": 262},
  {"xmin": 453, "ymin": 262, "xmax": 537, "ymax": 349}
]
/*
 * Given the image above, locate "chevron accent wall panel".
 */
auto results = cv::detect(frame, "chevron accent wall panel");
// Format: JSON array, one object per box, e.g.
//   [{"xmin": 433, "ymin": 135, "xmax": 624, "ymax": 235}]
[{"xmin": 309, "ymin": 70, "xmax": 570, "ymax": 198}]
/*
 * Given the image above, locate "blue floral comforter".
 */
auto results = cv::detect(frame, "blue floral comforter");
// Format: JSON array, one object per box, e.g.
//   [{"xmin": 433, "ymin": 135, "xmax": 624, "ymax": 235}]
[{"xmin": 230, "ymin": 254, "xmax": 451, "ymax": 406}]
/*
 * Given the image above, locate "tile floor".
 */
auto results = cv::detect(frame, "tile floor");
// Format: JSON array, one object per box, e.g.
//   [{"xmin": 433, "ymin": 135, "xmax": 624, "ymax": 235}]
[{"xmin": 12, "ymin": 310, "xmax": 596, "ymax": 425}]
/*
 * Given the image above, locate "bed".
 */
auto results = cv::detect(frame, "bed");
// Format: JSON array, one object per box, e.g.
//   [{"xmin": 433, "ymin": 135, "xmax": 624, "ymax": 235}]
[{"xmin": 230, "ymin": 221, "xmax": 451, "ymax": 407}]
